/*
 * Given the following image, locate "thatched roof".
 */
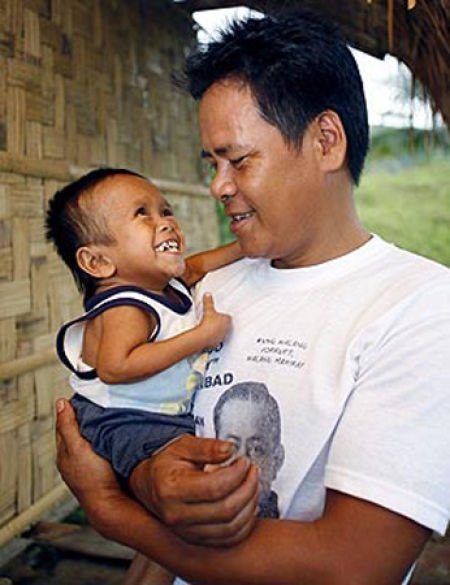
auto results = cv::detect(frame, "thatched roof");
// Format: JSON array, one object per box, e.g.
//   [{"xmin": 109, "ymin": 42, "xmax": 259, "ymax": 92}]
[{"xmin": 177, "ymin": 0, "xmax": 450, "ymax": 129}]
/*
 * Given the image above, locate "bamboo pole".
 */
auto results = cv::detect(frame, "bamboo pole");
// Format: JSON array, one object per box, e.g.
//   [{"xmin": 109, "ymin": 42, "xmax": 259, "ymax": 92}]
[
  {"xmin": 152, "ymin": 177, "xmax": 210, "ymax": 198},
  {"xmin": 69, "ymin": 165, "xmax": 210, "ymax": 198},
  {"xmin": 0, "ymin": 152, "xmax": 71, "ymax": 182},
  {"xmin": 0, "ymin": 348, "xmax": 58, "ymax": 381},
  {"xmin": 0, "ymin": 154, "xmax": 209, "ymax": 198},
  {"xmin": 0, "ymin": 484, "xmax": 71, "ymax": 549}
]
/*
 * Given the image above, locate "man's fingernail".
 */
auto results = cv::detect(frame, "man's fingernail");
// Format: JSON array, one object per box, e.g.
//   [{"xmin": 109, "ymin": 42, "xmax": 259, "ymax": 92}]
[
  {"xmin": 218, "ymin": 441, "xmax": 233, "ymax": 454},
  {"xmin": 56, "ymin": 399, "xmax": 65, "ymax": 413}
]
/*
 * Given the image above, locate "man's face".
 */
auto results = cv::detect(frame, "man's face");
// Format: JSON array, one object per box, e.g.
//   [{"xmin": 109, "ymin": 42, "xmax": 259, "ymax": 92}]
[
  {"xmin": 216, "ymin": 398, "xmax": 284, "ymax": 498},
  {"xmin": 199, "ymin": 79, "xmax": 327, "ymax": 269}
]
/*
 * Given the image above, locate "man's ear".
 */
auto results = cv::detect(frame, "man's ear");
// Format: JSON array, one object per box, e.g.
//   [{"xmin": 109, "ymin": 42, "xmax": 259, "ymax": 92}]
[
  {"xmin": 313, "ymin": 110, "xmax": 347, "ymax": 172},
  {"xmin": 76, "ymin": 245, "xmax": 116, "ymax": 279}
]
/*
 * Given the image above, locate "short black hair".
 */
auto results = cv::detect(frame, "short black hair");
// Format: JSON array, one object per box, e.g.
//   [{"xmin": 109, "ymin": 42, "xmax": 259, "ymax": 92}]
[
  {"xmin": 183, "ymin": 10, "xmax": 369, "ymax": 184},
  {"xmin": 45, "ymin": 167, "xmax": 145, "ymax": 301}
]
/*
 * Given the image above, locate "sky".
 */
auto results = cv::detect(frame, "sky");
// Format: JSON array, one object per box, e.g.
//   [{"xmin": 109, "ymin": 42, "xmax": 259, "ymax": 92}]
[{"xmin": 192, "ymin": 7, "xmax": 436, "ymax": 129}]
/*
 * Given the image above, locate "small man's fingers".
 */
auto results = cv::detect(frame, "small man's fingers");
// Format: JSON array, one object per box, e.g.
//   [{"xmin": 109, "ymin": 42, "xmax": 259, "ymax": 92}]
[{"xmin": 202, "ymin": 292, "xmax": 215, "ymax": 313}]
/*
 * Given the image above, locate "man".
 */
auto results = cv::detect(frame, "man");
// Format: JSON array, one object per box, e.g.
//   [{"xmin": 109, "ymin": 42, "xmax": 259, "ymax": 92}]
[
  {"xmin": 57, "ymin": 10, "xmax": 450, "ymax": 584},
  {"xmin": 212, "ymin": 382, "xmax": 285, "ymax": 518}
]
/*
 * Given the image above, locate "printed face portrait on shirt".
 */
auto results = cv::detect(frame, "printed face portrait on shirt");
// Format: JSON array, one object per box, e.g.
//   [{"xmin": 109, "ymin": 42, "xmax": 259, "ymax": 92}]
[{"xmin": 213, "ymin": 381, "xmax": 285, "ymax": 517}]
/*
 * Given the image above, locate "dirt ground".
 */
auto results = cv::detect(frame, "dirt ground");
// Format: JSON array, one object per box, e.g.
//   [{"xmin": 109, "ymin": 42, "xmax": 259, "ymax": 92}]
[
  {"xmin": 0, "ymin": 503, "xmax": 132, "ymax": 585},
  {"xmin": 0, "ymin": 542, "xmax": 129, "ymax": 585}
]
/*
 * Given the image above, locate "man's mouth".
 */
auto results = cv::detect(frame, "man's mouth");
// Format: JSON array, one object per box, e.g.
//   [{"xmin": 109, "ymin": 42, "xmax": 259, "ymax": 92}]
[
  {"xmin": 230, "ymin": 210, "xmax": 255, "ymax": 224},
  {"xmin": 154, "ymin": 239, "xmax": 180, "ymax": 253}
]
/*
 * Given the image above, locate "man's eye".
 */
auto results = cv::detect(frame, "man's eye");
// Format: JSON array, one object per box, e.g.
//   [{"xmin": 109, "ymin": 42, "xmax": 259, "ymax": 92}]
[
  {"xmin": 230, "ymin": 156, "xmax": 246, "ymax": 168},
  {"xmin": 162, "ymin": 207, "xmax": 174, "ymax": 217},
  {"xmin": 135, "ymin": 206, "xmax": 147, "ymax": 216}
]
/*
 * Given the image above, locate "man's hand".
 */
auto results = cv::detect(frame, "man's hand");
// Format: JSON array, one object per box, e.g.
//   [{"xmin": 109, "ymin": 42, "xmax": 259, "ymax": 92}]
[
  {"xmin": 56, "ymin": 398, "xmax": 187, "ymax": 570},
  {"xmin": 56, "ymin": 398, "xmax": 127, "ymax": 532},
  {"xmin": 129, "ymin": 434, "xmax": 260, "ymax": 547}
]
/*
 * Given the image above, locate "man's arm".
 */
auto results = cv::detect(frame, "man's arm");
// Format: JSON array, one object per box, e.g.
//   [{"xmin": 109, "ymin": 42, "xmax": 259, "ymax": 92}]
[
  {"xmin": 183, "ymin": 241, "xmax": 242, "ymax": 287},
  {"xmin": 57, "ymin": 400, "xmax": 431, "ymax": 585},
  {"xmin": 96, "ymin": 295, "xmax": 230, "ymax": 383}
]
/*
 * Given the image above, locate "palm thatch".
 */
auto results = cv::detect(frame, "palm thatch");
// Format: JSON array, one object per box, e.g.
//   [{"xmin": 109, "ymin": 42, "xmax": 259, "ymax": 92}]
[{"xmin": 177, "ymin": 0, "xmax": 450, "ymax": 128}]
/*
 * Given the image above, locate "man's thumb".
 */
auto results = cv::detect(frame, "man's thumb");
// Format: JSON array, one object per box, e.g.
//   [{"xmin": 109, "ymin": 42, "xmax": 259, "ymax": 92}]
[
  {"xmin": 175, "ymin": 434, "xmax": 236, "ymax": 465},
  {"xmin": 55, "ymin": 398, "xmax": 81, "ymax": 451}
]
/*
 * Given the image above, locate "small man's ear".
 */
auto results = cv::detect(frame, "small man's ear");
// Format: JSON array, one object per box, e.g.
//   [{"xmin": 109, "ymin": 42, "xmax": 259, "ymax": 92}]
[
  {"xmin": 76, "ymin": 245, "xmax": 115, "ymax": 279},
  {"xmin": 314, "ymin": 110, "xmax": 347, "ymax": 172}
]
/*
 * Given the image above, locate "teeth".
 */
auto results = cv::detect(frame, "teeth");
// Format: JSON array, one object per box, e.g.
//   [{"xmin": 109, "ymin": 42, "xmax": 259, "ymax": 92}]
[
  {"xmin": 231, "ymin": 211, "xmax": 254, "ymax": 222},
  {"xmin": 155, "ymin": 239, "xmax": 179, "ymax": 252}
]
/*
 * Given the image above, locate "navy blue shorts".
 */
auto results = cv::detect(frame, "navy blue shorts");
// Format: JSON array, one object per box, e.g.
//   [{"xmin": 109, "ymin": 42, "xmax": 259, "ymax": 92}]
[{"xmin": 71, "ymin": 394, "xmax": 195, "ymax": 479}]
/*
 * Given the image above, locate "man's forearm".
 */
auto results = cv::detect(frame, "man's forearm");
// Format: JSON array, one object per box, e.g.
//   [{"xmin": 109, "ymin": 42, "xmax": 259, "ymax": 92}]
[
  {"xmin": 95, "ymin": 490, "xmax": 428, "ymax": 585},
  {"xmin": 90, "ymin": 487, "xmax": 331, "ymax": 585},
  {"xmin": 95, "ymin": 494, "xmax": 322, "ymax": 585}
]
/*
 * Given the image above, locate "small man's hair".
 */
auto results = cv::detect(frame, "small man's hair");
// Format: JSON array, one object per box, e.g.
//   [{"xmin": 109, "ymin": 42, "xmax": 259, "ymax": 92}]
[{"xmin": 45, "ymin": 167, "xmax": 145, "ymax": 301}]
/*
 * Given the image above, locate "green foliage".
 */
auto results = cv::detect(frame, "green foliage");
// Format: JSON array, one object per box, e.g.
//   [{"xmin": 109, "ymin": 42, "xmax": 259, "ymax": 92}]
[
  {"xmin": 356, "ymin": 160, "xmax": 450, "ymax": 266},
  {"xmin": 369, "ymin": 126, "xmax": 449, "ymax": 163},
  {"xmin": 216, "ymin": 201, "xmax": 235, "ymax": 245}
]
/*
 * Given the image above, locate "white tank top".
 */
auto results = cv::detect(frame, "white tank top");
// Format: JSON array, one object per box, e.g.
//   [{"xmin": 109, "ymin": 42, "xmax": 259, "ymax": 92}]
[{"xmin": 57, "ymin": 281, "xmax": 202, "ymax": 415}]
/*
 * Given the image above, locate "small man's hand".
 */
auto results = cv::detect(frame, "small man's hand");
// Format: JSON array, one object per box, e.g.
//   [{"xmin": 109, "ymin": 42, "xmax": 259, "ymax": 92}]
[
  {"xmin": 129, "ymin": 434, "xmax": 260, "ymax": 547},
  {"xmin": 198, "ymin": 293, "xmax": 232, "ymax": 349}
]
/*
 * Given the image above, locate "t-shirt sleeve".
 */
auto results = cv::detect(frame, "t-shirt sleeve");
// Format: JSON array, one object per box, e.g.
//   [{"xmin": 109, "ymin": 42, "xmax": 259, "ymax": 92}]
[{"xmin": 325, "ymin": 280, "xmax": 450, "ymax": 535}]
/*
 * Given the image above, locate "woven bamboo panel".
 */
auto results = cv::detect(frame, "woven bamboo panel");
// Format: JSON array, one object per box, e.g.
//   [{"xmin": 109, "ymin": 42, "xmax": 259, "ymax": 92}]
[{"xmin": 0, "ymin": 0, "xmax": 218, "ymax": 541}]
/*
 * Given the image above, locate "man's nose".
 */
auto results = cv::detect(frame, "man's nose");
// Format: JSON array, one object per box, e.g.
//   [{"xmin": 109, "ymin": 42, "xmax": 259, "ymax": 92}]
[{"xmin": 210, "ymin": 167, "xmax": 237, "ymax": 203}]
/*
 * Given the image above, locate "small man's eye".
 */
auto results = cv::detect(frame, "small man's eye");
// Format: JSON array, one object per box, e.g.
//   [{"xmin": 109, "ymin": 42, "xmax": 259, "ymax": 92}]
[
  {"xmin": 135, "ymin": 206, "xmax": 147, "ymax": 216},
  {"xmin": 162, "ymin": 207, "xmax": 174, "ymax": 217}
]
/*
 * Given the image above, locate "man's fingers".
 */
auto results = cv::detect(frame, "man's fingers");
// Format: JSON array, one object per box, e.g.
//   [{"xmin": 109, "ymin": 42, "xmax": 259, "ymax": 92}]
[
  {"xmin": 175, "ymin": 497, "xmax": 260, "ymax": 547},
  {"xmin": 160, "ymin": 456, "xmax": 255, "ymax": 509},
  {"xmin": 55, "ymin": 398, "xmax": 86, "ymax": 457},
  {"xmin": 179, "ymin": 461, "xmax": 259, "ymax": 521},
  {"xmin": 156, "ymin": 461, "xmax": 260, "ymax": 542},
  {"xmin": 172, "ymin": 466, "xmax": 260, "ymax": 545},
  {"xmin": 165, "ymin": 433, "xmax": 236, "ymax": 467}
]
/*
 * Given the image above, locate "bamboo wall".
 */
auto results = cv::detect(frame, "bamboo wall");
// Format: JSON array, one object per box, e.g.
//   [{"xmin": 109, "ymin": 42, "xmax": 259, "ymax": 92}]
[{"xmin": 0, "ymin": 0, "xmax": 218, "ymax": 545}]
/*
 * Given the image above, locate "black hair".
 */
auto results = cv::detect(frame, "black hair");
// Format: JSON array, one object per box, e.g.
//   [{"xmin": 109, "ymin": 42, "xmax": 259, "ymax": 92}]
[
  {"xmin": 45, "ymin": 167, "xmax": 145, "ymax": 302},
  {"xmin": 183, "ymin": 10, "xmax": 369, "ymax": 184}
]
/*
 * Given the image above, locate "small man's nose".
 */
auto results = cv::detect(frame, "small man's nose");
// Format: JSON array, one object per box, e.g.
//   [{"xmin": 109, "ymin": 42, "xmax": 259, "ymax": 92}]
[{"xmin": 158, "ymin": 222, "xmax": 174, "ymax": 233}]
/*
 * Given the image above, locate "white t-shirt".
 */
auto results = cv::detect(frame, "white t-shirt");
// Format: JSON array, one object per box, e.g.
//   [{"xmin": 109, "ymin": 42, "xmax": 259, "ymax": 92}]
[{"xmin": 173, "ymin": 236, "xmax": 450, "ymax": 584}]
